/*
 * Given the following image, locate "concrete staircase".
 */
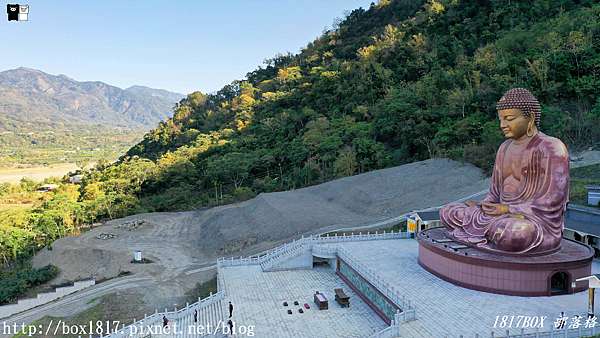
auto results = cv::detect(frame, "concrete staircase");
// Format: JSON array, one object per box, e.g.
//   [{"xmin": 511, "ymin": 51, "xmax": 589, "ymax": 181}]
[
  {"xmin": 260, "ymin": 239, "xmax": 310, "ymax": 271},
  {"xmin": 109, "ymin": 292, "xmax": 227, "ymax": 338},
  {"xmin": 0, "ymin": 279, "xmax": 95, "ymax": 318}
]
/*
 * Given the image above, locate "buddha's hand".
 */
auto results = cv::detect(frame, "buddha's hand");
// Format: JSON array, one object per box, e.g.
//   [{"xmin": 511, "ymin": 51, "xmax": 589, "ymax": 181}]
[
  {"xmin": 481, "ymin": 202, "xmax": 509, "ymax": 216},
  {"xmin": 465, "ymin": 200, "xmax": 479, "ymax": 207}
]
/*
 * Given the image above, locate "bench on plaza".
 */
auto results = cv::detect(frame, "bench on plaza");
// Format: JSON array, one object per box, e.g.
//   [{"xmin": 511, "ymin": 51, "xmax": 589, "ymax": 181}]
[
  {"xmin": 334, "ymin": 288, "xmax": 350, "ymax": 307},
  {"xmin": 314, "ymin": 291, "xmax": 328, "ymax": 310}
]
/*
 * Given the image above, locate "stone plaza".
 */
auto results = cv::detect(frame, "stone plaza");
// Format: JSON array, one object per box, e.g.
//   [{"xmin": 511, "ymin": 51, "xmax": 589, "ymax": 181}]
[{"xmin": 108, "ymin": 231, "xmax": 600, "ymax": 338}]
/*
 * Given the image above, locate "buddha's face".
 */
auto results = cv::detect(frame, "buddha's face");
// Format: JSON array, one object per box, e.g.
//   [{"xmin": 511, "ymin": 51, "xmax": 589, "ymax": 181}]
[{"xmin": 497, "ymin": 108, "xmax": 532, "ymax": 140}]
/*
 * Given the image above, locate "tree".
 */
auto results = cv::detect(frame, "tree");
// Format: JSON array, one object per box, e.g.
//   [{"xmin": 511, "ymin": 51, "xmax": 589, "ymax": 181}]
[
  {"xmin": 76, "ymin": 159, "xmax": 90, "ymax": 170},
  {"xmin": 334, "ymin": 147, "xmax": 358, "ymax": 177},
  {"xmin": 206, "ymin": 152, "xmax": 256, "ymax": 189}
]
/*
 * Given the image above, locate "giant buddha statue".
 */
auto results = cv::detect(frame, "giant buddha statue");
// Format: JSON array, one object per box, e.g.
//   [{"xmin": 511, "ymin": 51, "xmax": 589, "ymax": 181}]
[{"xmin": 440, "ymin": 88, "xmax": 569, "ymax": 255}]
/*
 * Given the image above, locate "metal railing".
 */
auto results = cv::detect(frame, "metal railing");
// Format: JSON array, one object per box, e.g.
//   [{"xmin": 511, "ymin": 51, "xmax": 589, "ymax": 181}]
[
  {"xmin": 260, "ymin": 238, "xmax": 309, "ymax": 270},
  {"xmin": 313, "ymin": 231, "xmax": 408, "ymax": 243},
  {"xmin": 106, "ymin": 291, "xmax": 225, "ymax": 338},
  {"xmin": 311, "ymin": 245, "xmax": 339, "ymax": 257},
  {"xmin": 495, "ymin": 325, "xmax": 598, "ymax": 338},
  {"xmin": 217, "ymin": 231, "xmax": 409, "ymax": 270},
  {"xmin": 337, "ymin": 247, "xmax": 416, "ymax": 316}
]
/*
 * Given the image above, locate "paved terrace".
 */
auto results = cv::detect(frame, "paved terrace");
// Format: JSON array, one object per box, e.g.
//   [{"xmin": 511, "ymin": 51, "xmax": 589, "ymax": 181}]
[
  {"xmin": 107, "ymin": 232, "xmax": 598, "ymax": 338},
  {"xmin": 219, "ymin": 265, "xmax": 387, "ymax": 338},
  {"xmin": 317, "ymin": 239, "xmax": 600, "ymax": 337}
]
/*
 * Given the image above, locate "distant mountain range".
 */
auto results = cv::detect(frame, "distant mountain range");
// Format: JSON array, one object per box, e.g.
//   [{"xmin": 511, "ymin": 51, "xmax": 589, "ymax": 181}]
[{"xmin": 0, "ymin": 68, "xmax": 185, "ymax": 130}]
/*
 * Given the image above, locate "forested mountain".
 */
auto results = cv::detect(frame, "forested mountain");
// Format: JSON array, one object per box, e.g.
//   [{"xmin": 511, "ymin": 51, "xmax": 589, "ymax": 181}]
[
  {"xmin": 111, "ymin": 0, "xmax": 599, "ymax": 210},
  {"xmin": 0, "ymin": 68, "xmax": 184, "ymax": 129},
  {"xmin": 3, "ymin": 0, "xmax": 600, "ymax": 264}
]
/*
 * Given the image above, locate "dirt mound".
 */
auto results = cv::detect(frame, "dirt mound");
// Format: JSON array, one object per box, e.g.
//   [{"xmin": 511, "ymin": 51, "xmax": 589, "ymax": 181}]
[
  {"xmin": 34, "ymin": 245, "xmax": 127, "ymax": 282},
  {"xmin": 194, "ymin": 158, "xmax": 488, "ymax": 250},
  {"xmin": 33, "ymin": 158, "xmax": 488, "ymax": 283}
]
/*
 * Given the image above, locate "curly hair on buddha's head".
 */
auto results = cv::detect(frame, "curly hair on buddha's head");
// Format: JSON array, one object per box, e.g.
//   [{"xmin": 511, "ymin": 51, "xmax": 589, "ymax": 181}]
[{"xmin": 496, "ymin": 88, "xmax": 541, "ymax": 127}]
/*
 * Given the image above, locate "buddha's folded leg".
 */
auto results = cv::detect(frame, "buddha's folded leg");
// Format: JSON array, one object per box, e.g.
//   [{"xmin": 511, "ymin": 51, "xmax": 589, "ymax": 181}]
[
  {"xmin": 440, "ymin": 202, "xmax": 467, "ymax": 231},
  {"xmin": 440, "ymin": 202, "xmax": 493, "ymax": 243},
  {"xmin": 486, "ymin": 216, "xmax": 539, "ymax": 252}
]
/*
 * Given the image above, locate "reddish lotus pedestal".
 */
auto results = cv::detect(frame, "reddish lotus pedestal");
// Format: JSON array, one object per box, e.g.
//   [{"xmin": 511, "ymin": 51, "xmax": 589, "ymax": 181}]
[{"xmin": 417, "ymin": 227, "xmax": 593, "ymax": 296}]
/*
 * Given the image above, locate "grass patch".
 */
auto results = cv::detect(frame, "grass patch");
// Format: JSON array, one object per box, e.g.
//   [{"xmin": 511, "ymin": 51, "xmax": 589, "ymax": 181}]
[
  {"xmin": 380, "ymin": 221, "xmax": 407, "ymax": 233},
  {"xmin": 570, "ymin": 163, "xmax": 600, "ymax": 207},
  {"xmin": 572, "ymin": 163, "xmax": 600, "ymax": 180},
  {"xmin": 0, "ymin": 261, "xmax": 58, "ymax": 305},
  {"xmin": 187, "ymin": 276, "xmax": 218, "ymax": 302}
]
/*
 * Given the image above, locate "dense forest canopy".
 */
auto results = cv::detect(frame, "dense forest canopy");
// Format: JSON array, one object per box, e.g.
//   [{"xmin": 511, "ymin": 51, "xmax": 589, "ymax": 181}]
[
  {"xmin": 121, "ymin": 0, "xmax": 599, "ymax": 207},
  {"xmin": 2, "ymin": 0, "xmax": 599, "ymax": 264}
]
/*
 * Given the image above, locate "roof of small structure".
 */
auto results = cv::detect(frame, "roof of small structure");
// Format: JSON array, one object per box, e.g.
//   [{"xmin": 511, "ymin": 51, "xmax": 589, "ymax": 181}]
[
  {"xmin": 575, "ymin": 274, "xmax": 600, "ymax": 282},
  {"xmin": 415, "ymin": 210, "xmax": 440, "ymax": 221}
]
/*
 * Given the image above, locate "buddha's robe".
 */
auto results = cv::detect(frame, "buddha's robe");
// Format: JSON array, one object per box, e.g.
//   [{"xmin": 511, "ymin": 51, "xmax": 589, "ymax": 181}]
[{"xmin": 440, "ymin": 132, "xmax": 569, "ymax": 255}]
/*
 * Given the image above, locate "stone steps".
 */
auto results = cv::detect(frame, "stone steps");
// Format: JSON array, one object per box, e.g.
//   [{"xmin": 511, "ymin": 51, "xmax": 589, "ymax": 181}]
[{"xmin": 0, "ymin": 279, "xmax": 96, "ymax": 318}]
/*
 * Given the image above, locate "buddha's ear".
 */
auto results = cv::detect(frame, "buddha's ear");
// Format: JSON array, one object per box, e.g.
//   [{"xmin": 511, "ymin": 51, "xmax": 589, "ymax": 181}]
[
  {"xmin": 529, "ymin": 114, "xmax": 538, "ymax": 127},
  {"xmin": 526, "ymin": 115, "xmax": 537, "ymax": 137}
]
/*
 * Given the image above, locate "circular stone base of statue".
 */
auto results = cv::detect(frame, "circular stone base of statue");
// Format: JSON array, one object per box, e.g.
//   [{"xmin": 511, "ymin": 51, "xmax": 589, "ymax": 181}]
[{"xmin": 417, "ymin": 227, "xmax": 593, "ymax": 296}]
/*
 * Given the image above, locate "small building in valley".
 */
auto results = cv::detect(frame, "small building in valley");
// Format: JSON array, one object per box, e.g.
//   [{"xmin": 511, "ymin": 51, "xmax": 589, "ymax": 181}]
[
  {"xmin": 37, "ymin": 184, "xmax": 59, "ymax": 192},
  {"xmin": 68, "ymin": 174, "xmax": 83, "ymax": 184}
]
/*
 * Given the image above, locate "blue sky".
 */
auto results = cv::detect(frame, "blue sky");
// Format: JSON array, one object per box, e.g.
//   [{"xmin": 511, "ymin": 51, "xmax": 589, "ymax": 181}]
[{"xmin": 0, "ymin": 0, "xmax": 373, "ymax": 95}]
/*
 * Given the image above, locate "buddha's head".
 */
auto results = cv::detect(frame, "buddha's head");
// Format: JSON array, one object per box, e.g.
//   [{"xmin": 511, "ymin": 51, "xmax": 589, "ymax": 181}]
[{"xmin": 495, "ymin": 88, "xmax": 541, "ymax": 140}]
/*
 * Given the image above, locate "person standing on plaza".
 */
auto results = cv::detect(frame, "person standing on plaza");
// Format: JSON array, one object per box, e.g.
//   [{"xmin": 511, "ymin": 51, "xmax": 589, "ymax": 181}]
[{"xmin": 227, "ymin": 319, "xmax": 234, "ymax": 336}]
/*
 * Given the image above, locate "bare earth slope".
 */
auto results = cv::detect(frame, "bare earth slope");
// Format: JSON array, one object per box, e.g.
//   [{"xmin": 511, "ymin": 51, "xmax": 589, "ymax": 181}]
[{"xmin": 33, "ymin": 158, "xmax": 488, "ymax": 283}]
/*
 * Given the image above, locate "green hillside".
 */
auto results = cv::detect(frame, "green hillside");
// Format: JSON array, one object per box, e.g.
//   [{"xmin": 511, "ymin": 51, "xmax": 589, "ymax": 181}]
[
  {"xmin": 571, "ymin": 163, "xmax": 600, "ymax": 206},
  {"xmin": 0, "ymin": 119, "xmax": 144, "ymax": 167},
  {"xmin": 2, "ymin": 0, "xmax": 600, "ymax": 266},
  {"xmin": 113, "ymin": 0, "xmax": 599, "ymax": 211}
]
